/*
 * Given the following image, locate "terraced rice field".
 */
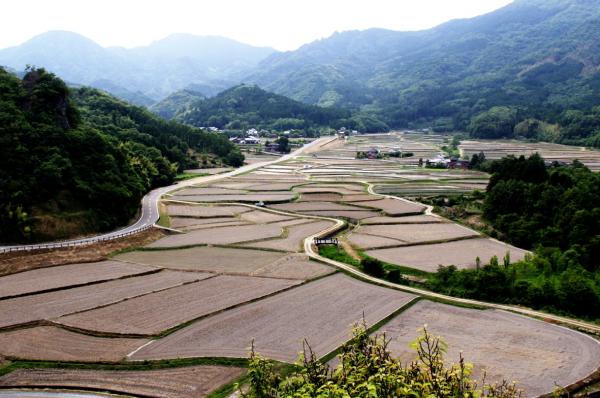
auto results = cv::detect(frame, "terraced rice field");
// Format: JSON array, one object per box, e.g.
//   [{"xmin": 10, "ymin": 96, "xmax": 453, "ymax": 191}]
[
  {"xmin": 0, "ymin": 326, "xmax": 147, "ymax": 361},
  {"xmin": 56, "ymin": 275, "xmax": 300, "ymax": 335},
  {"xmin": 355, "ymin": 223, "xmax": 479, "ymax": 244},
  {"xmin": 0, "ymin": 270, "xmax": 206, "ymax": 328},
  {"xmin": 115, "ymin": 246, "xmax": 286, "ymax": 274},
  {"xmin": 379, "ymin": 300, "xmax": 600, "ymax": 397},
  {"xmin": 270, "ymin": 201, "xmax": 365, "ymax": 212},
  {"xmin": 166, "ymin": 204, "xmax": 250, "ymax": 218},
  {"xmin": 366, "ymin": 238, "xmax": 528, "ymax": 272},
  {"xmin": 169, "ymin": 193, "xmax": 295, "ymax": 203},
  {"xmin": 146, "ymin": 223, "xmax": 284, "ymax": 248},
  {"xmin": 0, "ymin": 366, "xmax": 246, "ymax": 398},
  {"xmin": 361, "ymin": 215, "xmax": 443, "ymax": 224},
  {"xmin": 129, "ymin": 274, "xmax": 416, "ymax": 362},
  {"xmin": 241, "ymin": 220, "xmax": 335, "ymax": 252},
  {"xmin": 0, "ymin": 261, "xmax": 153, "ymax": 299}
]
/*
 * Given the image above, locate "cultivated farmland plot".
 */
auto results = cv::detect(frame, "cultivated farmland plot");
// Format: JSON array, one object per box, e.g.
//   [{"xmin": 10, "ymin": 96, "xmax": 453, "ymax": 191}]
[
  {"xmin": 166, "ymin": 204, "xmax": 250, "ymax": 218},
  {"xmin": 366, "ymin": 238, "xmax": 528, "ymax": 272},
  {"xmin": 0, "ymin": 326, "xmax": 147, "ymax": 362},
  {"xmin": 169, "ymin": 193, "xmax": 295, "ymax": 203},
  {"xmin": 0, "ymin": 270, "xmax": 207, "ymax": 328},
  {"xmin": 56, "ymin": 275, "xmax": 300, "ymax": 335},
  {"xmin": 361, "ymin": 215, "xmax": 444, "ymax": 224},
  {"xmin": 356, "ymin": 198, "xmax": 426, "ymax": 216},
  {"xmin": 240, "ymin": 220, "xmax": 335, "ymax": 252},
  {"xmin": 170, "ymin": 217, "xmax": 248, "ymax": 230},
  {"xmin": 355, "ymin": 223, "xmax": 479, "ymax": 244},
  {"xmin": 0, "ymin": 366, "xmax": 246, "ymax": 398},
  {"xmin": 0, "ymin": 261, "xmax": 153, "ymax": 299},
  {"xmin": 146, "ymin": 223, "xmax": 284, "ymax": 248},
  {"xmin": 379, "ymin": 300, "xmax": 600, "ymax": 397},
  {"xmin": 301, "ymin": 210, "xmax": 380, "ymax": 221},
  {"xmin": 174, "ymin": 187, "xmax": 247, "ymax": 195},
  {"xmin": 270, "ymin": 201, "xmax": 365, "ymax": 212},
  {"xmin": 130, "ymin": 274, "xmax": 416, "ymax": 362},
  {"xmin": 115, "ymin": 246, "xmax": 287, "ymax": 274}
]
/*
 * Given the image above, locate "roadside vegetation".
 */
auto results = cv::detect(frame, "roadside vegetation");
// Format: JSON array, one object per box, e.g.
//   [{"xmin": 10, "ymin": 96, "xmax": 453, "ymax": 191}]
[
  {"xmin": 0, "ymin": 67, "xmax": 242, "ymax": 243},
  {"xmin": 240, "ymin": 324, "xmax": 521, "ymax": 398}
]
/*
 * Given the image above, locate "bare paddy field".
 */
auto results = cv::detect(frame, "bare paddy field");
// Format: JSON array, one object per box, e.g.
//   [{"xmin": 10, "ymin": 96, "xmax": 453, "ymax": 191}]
[
  {"xmin": 297, "ymin": 193, "xmax": 343, "ymax": 202},
  {"xmin": 357, "ymin": 198, "xmax": 426, "ymax": 215},
  {"xmin": 185, "ymin": 167, "xmax": 232, "ymax": 175},
  {"xmin": 166, "ymin": 204, "xmax": 249, "ymax": 218},
  {"xmin": 241, "ymin": 220, "xmax": 335, "ymax": 252},
  {"xmin": 0, "ymin": 326, "xmax": 146, "ymax": 362},
  {"xmin": 459, "ymin": 139, "xmax": 600, "ymax": 171},
  {"xmin": 239, "ymin": 210, "xmax": 295, "ymax": 224},
  {"xmin": 146, "ymin": 224, "xmax": 283, "ymax": 248},
  {"xmin": 0, "ymin": 366, "xmax": 246, "ymax": 398},
  {"xmin": 251, "ymin": 254, "xmax": 334, "ymax": 280},
  {"xmin": 0, "ymin": 270, "xmax": 206, "ymax": 328},
  {"xmin": 174, "ymin": 187, "xmax": 247, "ymax": 196},
  {"xmin": 361, "ymin": 215, "xmax": 444, "ymax": 224},
  {"xmin": 169, "ymin": 193, "xmax": 295, "ymax": 203},
  {"xmin": 356, "ymin": 223, "xmax": 479, "ymax": 244},
  {"xmin": 170, "ymin": 217, "xmax": 246, "ymax": 230},
  {"xmin": 366, "ymin": 238, "xmax": 528, "ymax": 272},
  {"xmin": 270, "ymin": 201, "xmax": 365, "ymax": 212},
  {"xmin": 130, "ymin": 274, "xmax": 416, "ymax": 362},
  {"xmin": 56, "ymin": 275, "xmax": 300, "ymax": 335},
  {"xmin": 246, "ymin": 182, "xmax": 303, "ymax": 191},
  {"xmin": 115, "ymin": 246, "xmax": 286, "ymax": 274},
  {"xmin": 0, "ymin": 261, "xmax": 152, "ymax": 299},
  {"xmin": 347, "ymin": 233, "xmax": 407, "ymax": 249},
  {"xmin": 302, "ymin": 210, "xmax": 380, "ymax": 220},
  {"xmin": 379, "ymin": 300, "xmax": 600, "ymax": 397}
]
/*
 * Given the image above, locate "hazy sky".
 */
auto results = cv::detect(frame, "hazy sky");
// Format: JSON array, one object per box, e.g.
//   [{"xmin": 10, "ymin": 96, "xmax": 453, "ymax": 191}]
[{"xmin": 1, "ymin": 0, "xmax": 513, "ymax": 51}]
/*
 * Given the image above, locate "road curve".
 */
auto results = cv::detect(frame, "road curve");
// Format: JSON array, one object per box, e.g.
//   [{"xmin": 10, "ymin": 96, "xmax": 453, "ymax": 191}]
[{"xmin": 0, "ymin": 136, "xmax": 338, "ymax": 253}]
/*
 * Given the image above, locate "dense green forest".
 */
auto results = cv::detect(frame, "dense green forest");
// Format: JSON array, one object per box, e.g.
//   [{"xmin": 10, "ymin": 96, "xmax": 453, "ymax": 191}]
[
  {"xmin": 0, "ymin": 67, "xmax": 241, "ymax": 243},
  {"xmin": 428, "ymin": 155, "xmax": 600, "ymax": 319},
  {"xmin": 160, "ymin": 84, "xmax": 390, "ymax": 134}
]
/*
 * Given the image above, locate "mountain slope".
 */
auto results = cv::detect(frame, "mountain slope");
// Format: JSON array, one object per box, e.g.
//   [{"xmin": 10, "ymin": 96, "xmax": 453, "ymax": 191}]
[
  {"xmin": 0, "ymin": 67, "xmax": 242, "ymax": 243},
  {"xmin": 173, "ymin": 84, "xmax": 389, "ymax": 133},
  {"xmin": 0, "ymin": 31, "xmax": 276, "ymax": 103},
  {"xmin": 245, "ymin": 0, "xmax": 600, "ymax": 129}
]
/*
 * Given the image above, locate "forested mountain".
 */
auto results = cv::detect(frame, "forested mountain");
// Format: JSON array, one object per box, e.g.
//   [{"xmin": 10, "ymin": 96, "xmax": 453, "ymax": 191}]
[
  {"xmin": 0, "ymin": 31, "xmax": 275, "ymax": 103},
  {"xmin": 245, "ymin": 0, "xmax": 600, "ymax": 134},
  {"xmin": 150, "ymin": 89, "xmax": 205, "ymax": 120},
  {"xmin": 171, "ymin": 84, "xmax": 389, "ymax": 133},
  {"xmin": 0, "ymin": 67, "xmax": 241, "ymax": 243}
]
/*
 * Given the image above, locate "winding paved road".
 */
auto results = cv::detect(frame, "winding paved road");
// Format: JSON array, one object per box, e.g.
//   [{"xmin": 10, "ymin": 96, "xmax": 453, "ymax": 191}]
[{"xmin": 0, "ymin": 137, "xmax": 337, "ymax": 253}]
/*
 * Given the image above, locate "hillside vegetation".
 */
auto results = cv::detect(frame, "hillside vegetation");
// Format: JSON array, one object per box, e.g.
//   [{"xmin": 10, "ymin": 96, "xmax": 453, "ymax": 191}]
[
  {"xmin": 246, "ymin": 0, "xmax": 600, "ymax": 139},
  {"xmin": 0, "ymin": 67, "xmax": 241, "ymax": 243},
  {"xmin": 429, "ymin": 155, "xmax": 600, "ymax": 319},
  {"xmin": 170, "ymin": 84, "xmax": 390, "ymax": 133}
]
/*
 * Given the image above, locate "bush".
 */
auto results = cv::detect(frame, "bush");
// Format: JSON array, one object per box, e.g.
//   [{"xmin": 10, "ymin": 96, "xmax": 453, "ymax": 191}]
[
  {"xmin": 240, "ymin": 324, "xmax": 521, "ymax": 398},
  {"xmin": 361, "ymin": 257, "xmax": 385, "ymax": 277}
]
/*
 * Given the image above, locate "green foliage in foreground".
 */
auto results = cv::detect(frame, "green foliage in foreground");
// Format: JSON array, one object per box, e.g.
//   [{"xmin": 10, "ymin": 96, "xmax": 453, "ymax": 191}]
[{"xmin": 240, "ymin": 325, "xmax": 521, "ymax": 398}]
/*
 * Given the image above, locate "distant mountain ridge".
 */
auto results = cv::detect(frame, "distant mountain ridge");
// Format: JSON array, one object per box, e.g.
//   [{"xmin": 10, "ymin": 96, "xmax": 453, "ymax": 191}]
[
  {"xmin": 244, "ymin": 0, "xmax": 600, "ymax": 129},
  {"xmin": 0, "ymin": 31, "xmax": 276, "ymax": 104}
]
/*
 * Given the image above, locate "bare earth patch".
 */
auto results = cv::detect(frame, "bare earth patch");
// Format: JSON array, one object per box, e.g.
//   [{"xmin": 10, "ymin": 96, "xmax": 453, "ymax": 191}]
[
  {"xmin": 240, "ymin": 221, "xmax": 335, "ymax": 252},
  {"xmin": 56, "ymin": 275, "xmax": 300, "ymax": 335},
  {"xmin": 297, "ymin": 193, "xmax": 343, "ymax": 202},
  {"xmin": 116, "ymin": 246, "xmax": 286, "ymax": 274},
  {"xmin": 347, "ymin": 233, "xmax": 406, "ymax": 249},
  {"xmin": 146, "ymin": 224, "xmax": 283, "ymax": 248},
  {"xmin": 356, "ymin": 198, "xmax": 426, "ymax": 215},
  {"xmin": 169, "ymin": 193, "xmax": 295, "ymax": 203},
  {"xmin": 252, "ymin": 254, "xmax": 334, "ymax": 280},
  {"xmin": 379, "ymin": 300, "xmax": 600, "ymax": 397},
  {"xmin": 240, "ymin": 210, "xmax": 295, "ymax": 224},
  {"xmin": 0, "ymin": 366, "xmax": 246, "ymax": 398},
  {"xmin": 269, "ymin": 202, "xmax": 363, "ymax": 212},
  {"xmin": 0, "ymin": 326, "xmax": 147, "ymax": 362},
  {"xmin": 357, "ymin": 223, "xmax": 479, "ymax": 244},
  {"xmin": 0, "ymin": 270, "xmax": 206, "ymax": 328},
  {"xmin": 0, "ymin": 261, "xmax": 153, "ymax": 299},
  {"xmin": 361, "ymin": 215, "xmax": 443, "ymax": 224},
  {"xmin": 366, "ymin": 238, "xmax": 529, "ymax": 272},
  {"xmin": 174, "ymin": 187, "xmax": 247, "ymax": 196},
  {"xmin": 166, "ymin": 205, "xmax": 250, "ymax": 218},
  {"xmin": 169, "ymin": 217, "xmax": 243, "ymax": 230},
  {"xmin": 130, "ymin": 274, "xmax": 416, "ymax": 363},
  {"xmin": 302, "ymin": 210, "xmax": 380, "ymax": 220}
]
